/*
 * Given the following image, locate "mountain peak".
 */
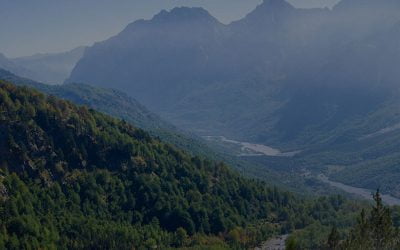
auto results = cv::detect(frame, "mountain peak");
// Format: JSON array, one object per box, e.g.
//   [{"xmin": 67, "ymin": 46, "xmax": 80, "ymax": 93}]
[
  {"xmin": 117, "ymin": 7, "xmax": 221, "ymax": 43},
  {"xmin": 236, "ymin": 0, "xmax": 295, "ymax": 25},
  {"xmin": 152, "ymin": 7, "xmax": 217, "ymax": 24}
]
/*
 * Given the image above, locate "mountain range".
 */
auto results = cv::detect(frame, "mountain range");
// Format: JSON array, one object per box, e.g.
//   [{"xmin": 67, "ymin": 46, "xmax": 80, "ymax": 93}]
[
  {"xmin": 67, "ymin": 0, "xmax": 400, "ymax": 143},
  {"xmin": 66, "ymin": 0, "xmax": 400, "ymax": 197}
]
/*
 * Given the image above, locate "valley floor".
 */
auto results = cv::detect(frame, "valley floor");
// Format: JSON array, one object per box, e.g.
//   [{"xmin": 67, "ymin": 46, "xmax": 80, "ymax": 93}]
[
  {"xmin": 317, "ymin": 174, "xmax": 400, "ymax": 206},
  {"xmin": 203, "ymin": 136, "xmax": 300, "ymax": 157},
  {"xmin": 205, "ymin": 135, "xmax": 400, "ymax": 205}
]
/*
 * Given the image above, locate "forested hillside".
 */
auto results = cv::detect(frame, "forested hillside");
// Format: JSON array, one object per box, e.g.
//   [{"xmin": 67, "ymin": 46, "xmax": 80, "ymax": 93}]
[
  {"xmin": 0, "ymin": 69, "xmax": 309, "ymax": 196},
  {"xmin": 0, "ymin": 68, "xmax": 216, "ymax": 158},
  {"xmin": 3, "ymin": 71, "xmax": 354, "ymax": 207},
  {"xmin": 0, "ymin": 81, "xmax": 361, "ymax": 249}
]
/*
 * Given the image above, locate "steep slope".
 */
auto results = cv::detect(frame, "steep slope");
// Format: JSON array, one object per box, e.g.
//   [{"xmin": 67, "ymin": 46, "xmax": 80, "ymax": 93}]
[
  {"xmin": 0, "ymin": 69, "xmax": 333, "ymax": 195},
  {"xmin": 64, "ymin": 2, "xmax": 288, "ymax": 136},
  {"xmin": 69, "ymin": 7, "xmax": 227, "ymax": 112},
  {"xmin": 0, "ymin": 81, "xmax": 356, "ymax": 248},
  {"xmin": 297, "ymin": 95, "xmax": 400, "ymax": 197},
  {"xmin": 68, "ymin": 0, "xmax": 400, "ymax": 144},
  {"xmin": 11, "ymin": 46, "xmax": 85, "ymax": 84},
  {"xmin": 0, "ymin": 68, "xmax": 222, "ymax": 160},
  {"xmin": 267, "ymin": 0, "xmax": 400, "ymax": 145}
]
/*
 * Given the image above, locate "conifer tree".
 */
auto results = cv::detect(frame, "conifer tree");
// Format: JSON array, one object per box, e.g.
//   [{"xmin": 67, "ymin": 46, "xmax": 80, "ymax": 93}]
[{"xmin": 327, "ymin": 226, "xmax": 340, "ymax": 250}]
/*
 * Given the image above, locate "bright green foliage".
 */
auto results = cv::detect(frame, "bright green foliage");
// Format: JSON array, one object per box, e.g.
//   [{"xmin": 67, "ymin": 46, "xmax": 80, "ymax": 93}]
[{"xmin": 0, "ymin": 81, "xmax": 295, "ymax": 248}]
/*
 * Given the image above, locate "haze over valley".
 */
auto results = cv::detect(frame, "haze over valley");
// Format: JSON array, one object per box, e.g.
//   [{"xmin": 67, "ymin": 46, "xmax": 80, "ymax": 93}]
[
  {"xmin": 65, "ymin": 0, "xmax": 400, "ymax": 198},
  {"xmin": 2, "ymin": 0, "xmax": 400, "ymax": 249}
]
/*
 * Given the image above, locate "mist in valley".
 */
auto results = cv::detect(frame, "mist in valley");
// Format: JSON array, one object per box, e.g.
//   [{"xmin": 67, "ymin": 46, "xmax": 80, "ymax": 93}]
[{"xmin": 2, "ymin": 0, "xmax": 400, "ymax": 249}]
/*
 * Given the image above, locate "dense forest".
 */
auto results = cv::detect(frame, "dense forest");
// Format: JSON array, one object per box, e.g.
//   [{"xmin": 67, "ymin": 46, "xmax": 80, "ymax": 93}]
[{"xmin": 0, "ymin": 81, "xmax": 364, "ymax": 249}]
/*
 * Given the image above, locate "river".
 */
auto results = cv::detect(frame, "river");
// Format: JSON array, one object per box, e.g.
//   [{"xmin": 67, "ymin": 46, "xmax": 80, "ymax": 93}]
[
  {"xmin": 203, "ymin": 136, "xmax": 300, "ymax": 157},
  {"xmin": 204, "ymin": 136, "xmax": 400, "ymax": 205},
  {"xmin": 317, "ymin": 174, "xmax": 400, "ymax": 206}
]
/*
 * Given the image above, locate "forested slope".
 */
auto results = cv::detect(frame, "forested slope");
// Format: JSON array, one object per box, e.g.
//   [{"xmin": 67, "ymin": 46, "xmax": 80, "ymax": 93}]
[
  {"xmin": 0, "ymin": 68, "xmax": 216, "ymax": 158},
  {"xmin": 0, "ymin": 81, "xmax": 355, "ymax": 249},
  {"xmin": 0, "ymin": 81, "xmax": 363, "ymax": 249},
  {"xmin": 0, "ymin": 69, "xmax": 308, "ymax": 196}
]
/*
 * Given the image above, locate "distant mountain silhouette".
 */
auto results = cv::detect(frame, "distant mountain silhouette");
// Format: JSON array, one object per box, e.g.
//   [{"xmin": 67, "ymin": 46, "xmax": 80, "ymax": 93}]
[
  {"xmin": 11, "ymin": 46, "xmax": 85, "ymax": 84},
  {"xmin": 67, "ymin": 0, "xmax": 400, "ymax": 147},
  {"xmin": 0, "ymin": 53, "xmax": 38, "ymax": 80}
]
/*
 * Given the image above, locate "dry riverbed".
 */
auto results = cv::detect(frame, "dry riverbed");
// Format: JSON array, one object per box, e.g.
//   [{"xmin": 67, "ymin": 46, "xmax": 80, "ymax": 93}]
[
  {"xmin": 203, "ymin": 136, "xmax": 300, "ymax": 157},
  {"xmin": 255, "ymin": 235, "xmax": 288, "ymax": 250},
  {"xmin": 317, "ymin": 174, "xmax": 400, "ymax": 206}
]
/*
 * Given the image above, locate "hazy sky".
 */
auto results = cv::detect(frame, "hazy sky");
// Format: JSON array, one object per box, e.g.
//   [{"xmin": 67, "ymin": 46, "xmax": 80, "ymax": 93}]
[{"xmin": 0, "ymin": 0, "xmax": 341, "ymax": 58}]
